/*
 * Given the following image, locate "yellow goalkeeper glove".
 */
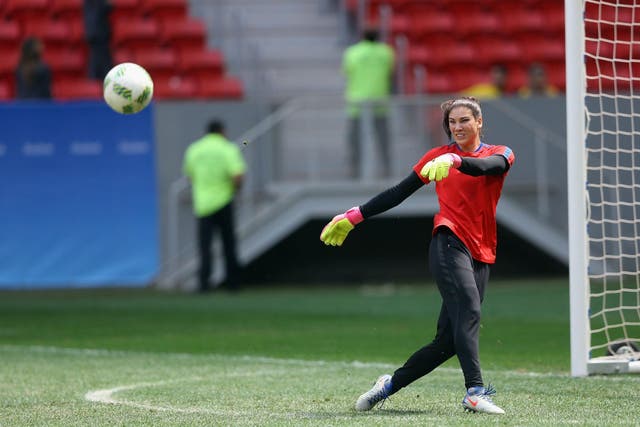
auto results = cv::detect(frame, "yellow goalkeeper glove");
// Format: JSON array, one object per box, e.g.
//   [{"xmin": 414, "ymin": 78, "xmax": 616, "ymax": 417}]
[
  {"xmin": 420, "ymin": 153, "xmax": 462, "ymax": 181},
  {"xmin": 320, "ymin": 207, "xmax": 364, "ymax": 246}
]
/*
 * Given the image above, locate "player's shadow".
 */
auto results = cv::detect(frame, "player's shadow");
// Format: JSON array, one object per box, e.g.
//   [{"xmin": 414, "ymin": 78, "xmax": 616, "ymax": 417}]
[
  {"xmin": 294, "ymin": 409, "xmax": 431, "ymax": 420},
  {"xmin": 360, "ymin": 409, "xmax": 431, "ymax": 416}
]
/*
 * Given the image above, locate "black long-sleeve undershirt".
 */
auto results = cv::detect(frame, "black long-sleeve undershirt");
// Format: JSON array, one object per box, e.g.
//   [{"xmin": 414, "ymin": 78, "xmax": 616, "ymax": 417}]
[{"xmin": 360, "ymin": 155, "xmax": 509, "ymax": 219}]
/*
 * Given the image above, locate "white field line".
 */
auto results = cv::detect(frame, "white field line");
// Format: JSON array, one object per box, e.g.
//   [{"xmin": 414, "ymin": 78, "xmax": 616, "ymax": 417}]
[
  {"xmin": 2, "ymin": 344, "xmax": 633, "ymax": 419},
  {"xmin": 84, "ymin": 373, "xmax": 306, "ymax": 418}
]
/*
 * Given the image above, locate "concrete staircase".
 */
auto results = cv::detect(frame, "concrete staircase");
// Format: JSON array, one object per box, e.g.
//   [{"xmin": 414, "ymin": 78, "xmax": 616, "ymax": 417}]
[{"xmin": 191, "ymin": 0, "xmax": 347, "ymax": 101}]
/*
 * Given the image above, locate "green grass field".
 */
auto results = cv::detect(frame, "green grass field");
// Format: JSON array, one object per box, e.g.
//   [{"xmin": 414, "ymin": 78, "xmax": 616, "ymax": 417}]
[{"xmin": 1, "ymin": 278, "xmax": 639, "ymax": 426}]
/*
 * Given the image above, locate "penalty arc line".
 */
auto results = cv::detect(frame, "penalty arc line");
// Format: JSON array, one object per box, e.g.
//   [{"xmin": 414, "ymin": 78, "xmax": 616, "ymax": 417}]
[{"xmin": 2, "ymin": 344, "xmax": 625, "ymax": 420}]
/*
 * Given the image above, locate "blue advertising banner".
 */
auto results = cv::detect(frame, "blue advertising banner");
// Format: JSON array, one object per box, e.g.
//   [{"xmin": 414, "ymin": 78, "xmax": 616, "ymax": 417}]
[{"xmin": 0, "ymin": 101, "xmax": 158, "ymax": 288}]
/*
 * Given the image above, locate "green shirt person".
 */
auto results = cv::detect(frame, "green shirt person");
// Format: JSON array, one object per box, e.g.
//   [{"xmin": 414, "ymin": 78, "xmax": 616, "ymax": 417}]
[
  {"xmin": 342, "ymin": 29, "xmax": 395, "ymax": 179},
  {"xmin": 183, "ymin": 120, "xmax": 246, "ymax": 292},
  {"xmin": 343, "ymin": 29, "xmax": 395, "ymax": 117}
]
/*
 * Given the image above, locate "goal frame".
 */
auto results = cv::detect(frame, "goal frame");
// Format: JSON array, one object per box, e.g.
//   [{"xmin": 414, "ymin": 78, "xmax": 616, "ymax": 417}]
[
  {"xmin": 566, "ymin": 0, "xmax": 640, "ymax": 376},
  {"xmin": 565, "ymin": 0, "xmax": 589, "ymax": 377}
]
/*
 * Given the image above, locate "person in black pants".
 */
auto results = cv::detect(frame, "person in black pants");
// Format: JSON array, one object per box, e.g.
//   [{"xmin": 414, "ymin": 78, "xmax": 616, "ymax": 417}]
[
  {"xmin": 197, "ymin": 203, "xmax": 239, "ymax": 292},
  {"xmin": 83, "ymin": 0, "xmax": 113, "ymax": 80},
  {"xmin": 320, "ymin": 96, "xmax": 515, "ymax": 414},
  {"xmin": 183, "ymin": 120, "xmax": 247, "ymax": 292}
]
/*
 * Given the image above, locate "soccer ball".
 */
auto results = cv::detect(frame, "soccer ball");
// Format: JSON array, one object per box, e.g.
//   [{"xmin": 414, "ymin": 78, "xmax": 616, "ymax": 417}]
[{"xmin": 103, "ymin": 62, "xmax": 154, "ymax": 114}]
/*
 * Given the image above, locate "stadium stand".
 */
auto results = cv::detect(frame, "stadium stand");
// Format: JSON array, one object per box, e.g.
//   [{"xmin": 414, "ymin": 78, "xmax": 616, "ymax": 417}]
[
  {"xmin": 141, "ymin": 0, "xmax": 188, "ymax": 26},
  {"xmin": 52, "ymin": 77, "xmax": 102, "ymax": 99},
  {"xmin": 0, "ymin": 0, "xmax": 243, "ymax": 100},
  {"xmin": 346, "ymin": 0, "xmax": 569, "ymax": 94},
  {"xmin": 50, "ymin": 0, "xmax": 84, "ymax": 21}
]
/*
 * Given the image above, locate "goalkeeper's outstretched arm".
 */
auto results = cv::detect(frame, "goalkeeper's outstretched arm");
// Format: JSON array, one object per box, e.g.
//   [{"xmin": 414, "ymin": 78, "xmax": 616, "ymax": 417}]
[
  {"xmin": 319, "ymin": 173, "xmax": 423, "ymax": 246},
  {"xmin": 359, "ymin": 172, "xmax": 424, "ymax": 218},
  {"xmin": 458, "ymin": 155, "xmax": 510, "ymax": 176}
]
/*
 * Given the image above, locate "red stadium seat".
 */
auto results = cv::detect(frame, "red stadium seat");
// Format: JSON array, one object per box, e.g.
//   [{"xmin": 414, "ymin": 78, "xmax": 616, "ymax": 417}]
[
  {"xmin": 0, "ymin": 51, "xmax": 18, "ymax": 79},
  {"xmin": 50, "ymin": 0, "xmax": 83, "ymax": 21},
  {"xmin": 197, "ymin": 77, "xmax": 244, "ymax": 99},
  {"xmin": 409, "ymin": 39, "xmax": 475, "ymax": 69},
  {"xmin": 545, "ymin": 60, "xmax": 565, "ymax": 91},
  {"xmin": 406, "ymin": 45, "xmax": 435, "ymax": 67},
  {"xmin": 23, "ymin": 20, "xmax": 75, "ymax": 54},
  {"xmin": 404, "ymin": 67, "xmax": 454, "ymax": 94},
  {"xmin": 53, "ymin": 78, "xmax": 102, "ymax": 100},
  {"xmin": 135, "ymin": 47, "xmax": 178, "ymax": 80},
  {"xmin": 390, "ymin": 14, "xmax": 410, "ymax": 36},
  {"xmin": 153, "ymin": 75, "xmax": 197, "ymax": 99},
  {"xmin": 423, "ymin": 71, "xmax": 455, "ymax": 94},
  {"xmin": 434, "ymin": 41, "xmax": 475, "ymax": 68},
  {"xmin": 111, "ymin": 18, "xmax": 160, "ymax": 51},
  {"xmin": 0, "ymin": 21, "xmax": 21, "ymax": 56},
  {"xmin": 3, "ymin": 0, "xmax": 51, "ymax": 27},
  {"xmin": 141, "ymin": 0, "xmax": 187, "ymax": 25},
  {"xmin": 67, "ymin": 17, "xmax": 85, "ymax": 41},
  {"xmin": 456, "ymin": 10, "xmax": 501, "ymax": 37},
  {"xmin": 474, "ymin": 37, "xmax": 523, "ymax": 67},
  {"xmin": 112, "ymin": 47, "xmax": 135, "ymax": 64},
  {"xmin": 453, "ymin": 67, "xmax": 495, "ymax": 92},
  {"xmin": 499, "ymin": 8, "xmax": 546, "ymax": 36},
  {"xmin": 358, "ymin": 0, "xmax": 408, "ymax": 24},
  {"xmin": 520, "ymin": 35, "xmax": 565, "ymax": 63},
  {"xmin": 44, "ymin": 49, "xmax": 85, "ymax": 79},
  {"xmin": 446, "ymin": 0, "xmax": 496, "ymax": 15},
  {"xmin": 537, "ymin": 1, "xmax": 564, "ymax": 33},
  {"xmin": 161, "ymin": 18, "xmax": 206, "ymax": 51},
  {"xmin": 0, "ymin": 80, "xmax": 12, "ymax": 100},
  {"xmin": 109, "ymin": 0, "xmax": 142, "ymax": 22},
  {"xmin": 180, "ymin": 49, "xmax": 225, "ymax": 81},
  {"xmin": 369, "ymin": 13, "xmax": 409, "ymax": 40},
  {"xmin": 406, "ymin": 11, "xmax": 454, "ymax": 39},
  {"xmin": 0, "ymin": 51, "xmax": 19, "ymax": 97}
]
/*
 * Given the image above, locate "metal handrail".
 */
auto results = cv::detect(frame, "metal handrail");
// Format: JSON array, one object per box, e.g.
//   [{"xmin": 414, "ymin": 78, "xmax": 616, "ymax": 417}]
[{"xmin": 164, "ymin": 94, "xmax": 567, "ymax": 280}]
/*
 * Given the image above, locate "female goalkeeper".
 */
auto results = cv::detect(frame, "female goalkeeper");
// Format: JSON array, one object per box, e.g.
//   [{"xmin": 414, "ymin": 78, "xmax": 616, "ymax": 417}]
[{"xmin": 320, "ymin": 96, "xmax": 515, "ymax": 415}]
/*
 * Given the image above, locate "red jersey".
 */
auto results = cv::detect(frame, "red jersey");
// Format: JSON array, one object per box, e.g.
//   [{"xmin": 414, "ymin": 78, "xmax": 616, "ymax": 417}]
[{"xmin": 413, "ymin": 142, "xmax": 515, "ymax": 264}]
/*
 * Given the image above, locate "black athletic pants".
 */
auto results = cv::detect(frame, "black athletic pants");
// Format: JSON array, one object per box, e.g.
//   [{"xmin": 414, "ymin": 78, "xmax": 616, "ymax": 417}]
[
  {"xmin": 348, "ymin": 115, "xmax": 390, "ymax": 179},
  {"xmin": 197, "ymin": 202, "xmax": 239, "ymax": 291},
  {"xmin": 391, "ymin": 227, "xmax": 489, "ymax": 392}
]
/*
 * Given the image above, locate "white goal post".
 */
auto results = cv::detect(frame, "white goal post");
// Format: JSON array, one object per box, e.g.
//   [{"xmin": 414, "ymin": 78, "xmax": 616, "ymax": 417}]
[{"xmin": 567, "ymin": 0, "xmax": 640, "ymax": 376}]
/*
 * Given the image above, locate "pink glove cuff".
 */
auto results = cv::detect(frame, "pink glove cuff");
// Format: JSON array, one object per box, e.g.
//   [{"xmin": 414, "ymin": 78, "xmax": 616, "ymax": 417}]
[
  {"xmin": 449, "ymin": 153, "xmax": 462, "ymax": 168},
  {"xmin": 345, "ymin": 206, "xmax": 364, "ymax": 225}
]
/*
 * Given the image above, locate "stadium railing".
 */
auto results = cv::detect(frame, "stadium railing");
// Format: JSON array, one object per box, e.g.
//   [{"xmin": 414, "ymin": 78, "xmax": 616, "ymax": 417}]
[{"xmin": 159, "ymin": 93, "xmax": 568, "ymax": 290}]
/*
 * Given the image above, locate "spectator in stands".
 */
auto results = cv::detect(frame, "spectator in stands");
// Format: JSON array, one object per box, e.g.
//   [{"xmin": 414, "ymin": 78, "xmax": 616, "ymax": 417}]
[
  {"xmin": 342, "ymin": 28, "xmax": 395, "ymax": 179},
  {"xmin": 15, "ymin": 37, "xmax": 52, "ymax": 99},
  {"xmin": 518, "ymin": 63, "xmax": 559, "ymax": 98},
  {"xmin": 183, "ymin": 119, "xmax": 247, "ymax": 293},
  {"xmin": 83, "ymin": 0, "xmax": 113, "ymax": 80},
  {"xmin": 461, "ymin": 64, "xmax": 508, "ymax": 99}
]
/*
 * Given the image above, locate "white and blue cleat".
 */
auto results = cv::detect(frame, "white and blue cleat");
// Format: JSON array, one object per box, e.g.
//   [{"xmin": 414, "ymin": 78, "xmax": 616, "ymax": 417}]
[
  {"xmin": 355, "ymin": 374, "xmax": 393, "ymax": 411},
  {"xmin": 462, "ymin": 384, "xmax": 505, "ymax": 414}
]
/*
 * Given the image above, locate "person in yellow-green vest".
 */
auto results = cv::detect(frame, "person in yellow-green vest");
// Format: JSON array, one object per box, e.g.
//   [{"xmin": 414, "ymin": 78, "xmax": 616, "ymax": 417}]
[
  {"xmin": 343, "ymin": 28, "xmax": 395, "ymax": 179},
  {"xmin": 183, "ymin": 120, "xmax": 247, "ymax": 293}
]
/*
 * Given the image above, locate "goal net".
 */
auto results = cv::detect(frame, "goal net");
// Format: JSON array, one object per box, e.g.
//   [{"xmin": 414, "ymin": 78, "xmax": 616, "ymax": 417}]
[{"xmin": 567, "ymin": 0, "xmax": 640, "ymax": 375}]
